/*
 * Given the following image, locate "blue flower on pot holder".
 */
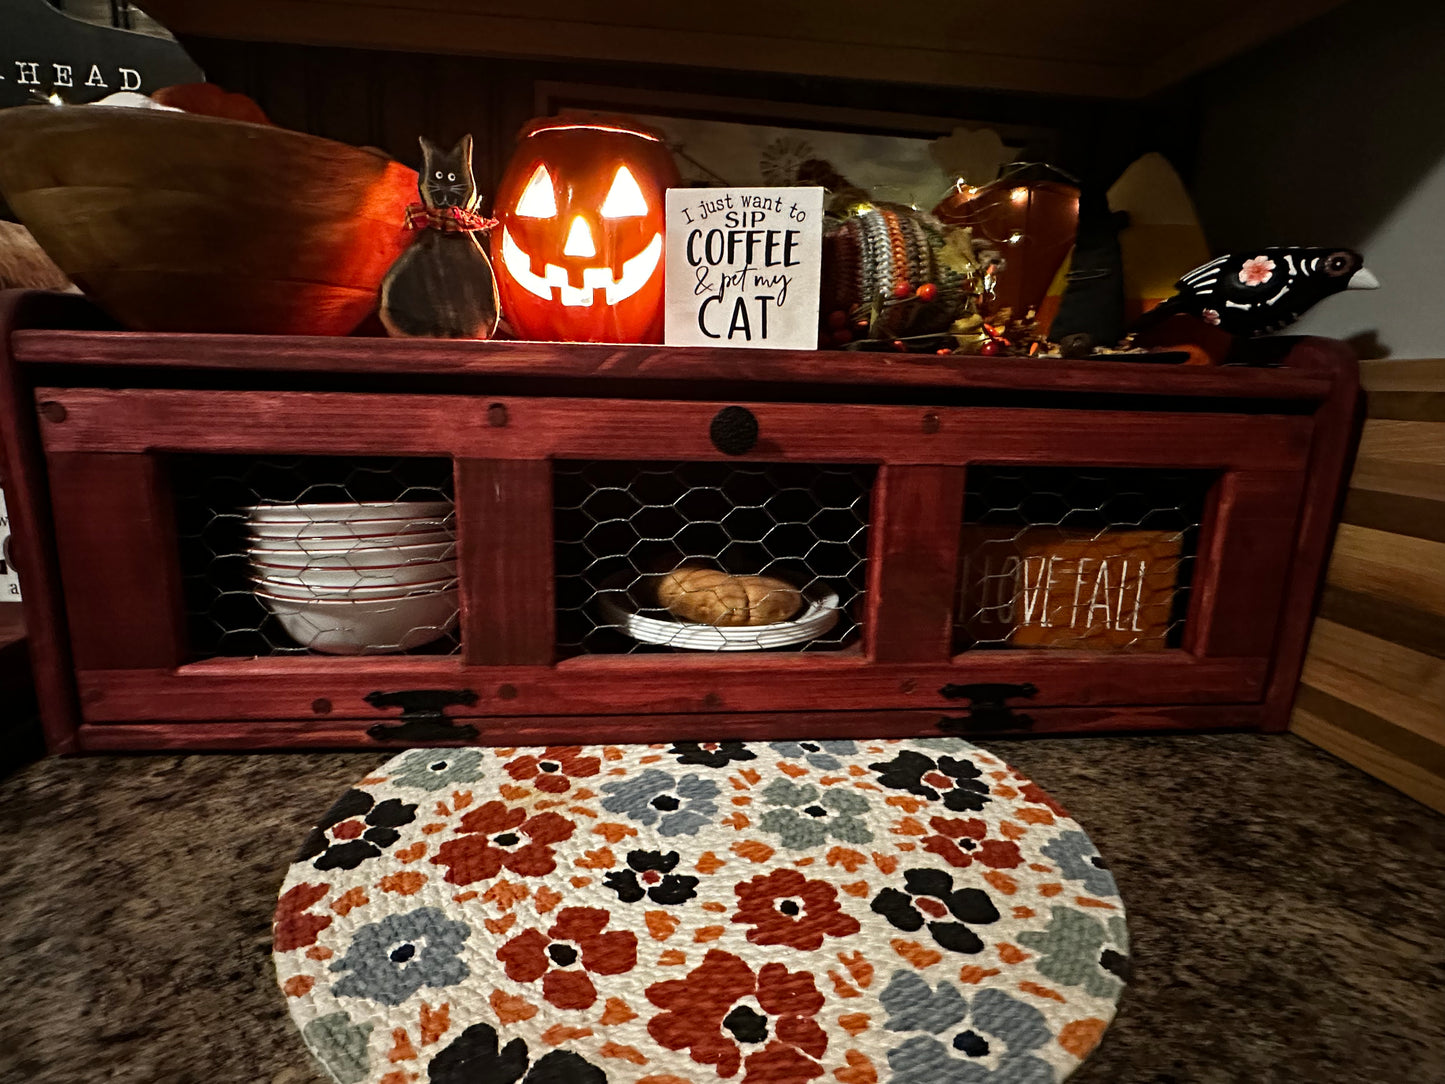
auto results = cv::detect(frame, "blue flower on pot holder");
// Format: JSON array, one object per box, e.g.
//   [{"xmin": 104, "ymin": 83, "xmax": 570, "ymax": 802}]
[
  {"xmin": 387, "ymin": 748, "xmax": 485, "ymax": 791},
  {"xmin": 300, "ymin": 1012, "xmax": 373, "ymax": 1084},
  {"xmin": 600, "ymin": 768, "xmax": 720, "ymax": 836},
  {"xmin": 1017, "ymin": 906, "xmax": 1132, "ymax": 999},
  {"xmin": 328, "ymin": 906, "xmax": 470, "ymax": 1006},
  {"xmin": 881, "ymin": 971, "xmax": 1053, "ymax": 1082},
  {"xmin": 757, "ymin": 777, "xmax": 873, "ymax": 849},
  {"xmin": 1040, "ymin": 830, "xmax": 1119, "ymax": 897},
  {"xmin": 767, "ymin": 739, "xmax": 859, "ymax": 770}
]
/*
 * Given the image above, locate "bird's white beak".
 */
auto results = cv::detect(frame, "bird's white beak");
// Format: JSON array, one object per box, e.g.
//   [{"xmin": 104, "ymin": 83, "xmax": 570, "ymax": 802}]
[{"xmin": 1348, "ymin": 267, "xmax": 1380, "ymax": 290}]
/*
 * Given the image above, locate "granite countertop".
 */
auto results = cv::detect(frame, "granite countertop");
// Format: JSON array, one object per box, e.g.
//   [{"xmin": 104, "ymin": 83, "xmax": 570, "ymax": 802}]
[{"xmin": 2, "ymin": 732, "xmax": 1443, "ymax": 1083}]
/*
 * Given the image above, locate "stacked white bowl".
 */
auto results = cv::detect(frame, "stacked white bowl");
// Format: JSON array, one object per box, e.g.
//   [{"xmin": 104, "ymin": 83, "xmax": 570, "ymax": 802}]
[{"xmin": 245, "ymin": 500, "xmax": 459, "ymax": 654}]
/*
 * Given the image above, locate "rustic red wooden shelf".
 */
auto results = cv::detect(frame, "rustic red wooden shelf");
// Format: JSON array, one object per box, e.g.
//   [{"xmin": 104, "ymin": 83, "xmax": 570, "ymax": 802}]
[{"xmin": 0, "ymin": 290, "xmax": 1360, "ymax": 753}]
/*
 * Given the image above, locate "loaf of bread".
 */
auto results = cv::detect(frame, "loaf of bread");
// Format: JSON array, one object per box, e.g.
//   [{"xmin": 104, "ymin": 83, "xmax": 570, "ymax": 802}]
[{"xmin": 656, "ymin": 566, "xmax": 803, "ymax": 627}]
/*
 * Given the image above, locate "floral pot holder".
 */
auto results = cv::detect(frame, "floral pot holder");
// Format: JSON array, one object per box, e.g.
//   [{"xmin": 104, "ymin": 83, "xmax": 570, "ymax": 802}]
[{"xmin": 274, "ymin": 737, "xmax": 1128, "ymax": 1084}]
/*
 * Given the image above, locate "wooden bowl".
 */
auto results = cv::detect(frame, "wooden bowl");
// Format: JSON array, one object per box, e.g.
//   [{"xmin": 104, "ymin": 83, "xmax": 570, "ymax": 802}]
[{"xmin": 0, "ymin": 105, "xmax": 418, "ymax": 335}]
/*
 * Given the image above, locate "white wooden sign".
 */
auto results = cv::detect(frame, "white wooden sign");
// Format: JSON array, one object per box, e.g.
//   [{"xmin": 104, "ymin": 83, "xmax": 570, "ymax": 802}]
[
  {"xmin": 665, "ymin": 186, "xmax": 823, "ymax": 350},
  {"xmin": 0, "ymin": 489, "xmax": 20, "ymax": 600}
]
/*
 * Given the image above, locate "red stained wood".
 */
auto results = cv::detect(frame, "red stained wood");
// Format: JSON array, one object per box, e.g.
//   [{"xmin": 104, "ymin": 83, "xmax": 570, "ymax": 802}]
[
  {"xmin": 73, "ymin": 703, "xmax": 1266, "ymax": 751},
  {"xmin": 1261, "ymin": 339, "xmax": 1364, "ymax": 731},
  {"xmin": 0, "ymin": 297, "xmax": 1361, "ymax": 753},
  {"xmin": 0, "ymin": 292, "xmax": 112, "ymax": 754},
  {"xmin": 36, "ymin": 387, "xmax": 1315, "ymax": 472},
  {"xmin": 867, "ymin": 464, "xmax": 966, "ymax": 662},
  {"xmin": 456, "ymin": 458, "xmax": 555, "ymax": 665},
  {"xmin": 1186, "ymin": 470, "xmax": 1308, "ymax": 658},
  {"xmin": 14, "ymin": 329, "xmax": 1337, "ymax": 401},
  {"xmin": 45, "ymin": 452, "xmax": 188, "ymax": 670},
  {"xmin": 73, "ymin": 651, "xmax": 1268, "ymax": 723}
]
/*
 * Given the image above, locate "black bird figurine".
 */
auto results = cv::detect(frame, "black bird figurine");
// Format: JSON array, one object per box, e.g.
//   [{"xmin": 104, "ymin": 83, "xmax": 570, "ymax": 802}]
[{"xmin": 1137, "ymin": 246, "xmax": 1378, "ymax": 336}]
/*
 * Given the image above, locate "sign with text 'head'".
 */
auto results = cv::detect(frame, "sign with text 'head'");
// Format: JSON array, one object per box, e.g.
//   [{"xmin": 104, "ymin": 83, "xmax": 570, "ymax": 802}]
[
  {"xmin": 0, "ymin": 0, "xmax": 202, "ymax": 109},
  {"xmin": 665, "ymin": 187, "xmax": 823, "ymax": 350}
]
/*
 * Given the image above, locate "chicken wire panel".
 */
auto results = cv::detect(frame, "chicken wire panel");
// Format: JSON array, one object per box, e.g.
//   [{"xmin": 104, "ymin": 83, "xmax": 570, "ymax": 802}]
[
  {"xmin": 555, "ymin": 461, "xmax": 873, "ymax": 655},
  {"xmin": 170, "ymin": 455, "xmax": 459, "ymax": 658},
  {"xmin": 955, "ymin": 466, "xmax": 1212, "ymax": 651}
]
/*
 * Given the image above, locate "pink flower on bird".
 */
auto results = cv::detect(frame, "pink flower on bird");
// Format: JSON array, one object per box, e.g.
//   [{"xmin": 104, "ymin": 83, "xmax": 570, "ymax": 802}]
[{"xmin": 1238, "ymin": 256, "xmax": 1276, "ymax": 287}]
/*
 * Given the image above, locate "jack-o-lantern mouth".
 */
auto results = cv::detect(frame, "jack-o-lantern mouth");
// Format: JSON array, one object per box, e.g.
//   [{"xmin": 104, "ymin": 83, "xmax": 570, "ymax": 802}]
[{"xmin": 500, "ymin": 227, "xmax": 662, "ymax": 308}]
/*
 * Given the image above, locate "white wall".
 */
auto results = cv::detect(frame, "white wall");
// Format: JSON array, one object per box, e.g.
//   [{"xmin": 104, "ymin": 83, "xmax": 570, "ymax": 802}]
[{"xmin": 1191, "ymin": 0, "xmax": 1445, "ymax": 357}]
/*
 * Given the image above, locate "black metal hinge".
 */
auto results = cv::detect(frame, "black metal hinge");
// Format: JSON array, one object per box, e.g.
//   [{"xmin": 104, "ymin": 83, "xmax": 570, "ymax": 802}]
[
  {"xmin": 936, "ymin": 681, "xmax": 1038, "ymax": 734},
  {"xmin": 365, "ymin": 688, "xmax": 480, "ymax": 742}
]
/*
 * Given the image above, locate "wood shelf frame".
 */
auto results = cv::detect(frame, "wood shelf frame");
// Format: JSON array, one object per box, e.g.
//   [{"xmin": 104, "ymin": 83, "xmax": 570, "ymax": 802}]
[{"xmin": 0, "ymin": 290, "xmax": 1360, "ymax": 752}]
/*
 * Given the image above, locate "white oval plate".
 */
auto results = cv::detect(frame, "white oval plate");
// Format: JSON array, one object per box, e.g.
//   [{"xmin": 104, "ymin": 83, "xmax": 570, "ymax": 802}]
[
  {"xmin": 250, "ymin": 559, "xmax": 458, "ymax": 590},
  {"xmin": 243, "ymin": 500, "xmax": 453, "ymax": 524},
  {"xmin": 245, "ymin": 539, "xmax": 459, "ymax": 569},
  {"xmin": 246, "ymin": 529, "xmax": 456, "ymax": 554},
  {"xmin": 247, "ymin": 515, "xmax": 455, "ymax": 540},
  {"xmin": 596, "ymin": 572, "xmax": 841, "ymax": 651},
  {"xmin": 252, "ymin": 575, "xmax": 458, "ymax": 601}
]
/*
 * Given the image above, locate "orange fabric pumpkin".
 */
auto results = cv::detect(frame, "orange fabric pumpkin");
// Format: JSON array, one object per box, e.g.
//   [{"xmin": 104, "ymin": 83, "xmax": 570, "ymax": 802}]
[
  {"xmin": 151, "ymin": 83, "xmax": 272, "ymax": 126},
  {"xmin": 492, "ymin": 116, "xmax": 679, "ymax": 343}
]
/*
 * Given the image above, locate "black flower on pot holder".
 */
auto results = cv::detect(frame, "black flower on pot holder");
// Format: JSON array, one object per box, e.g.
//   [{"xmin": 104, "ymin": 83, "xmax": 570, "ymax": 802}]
[
  {"xmin": 429, "ymin": 1022, "xmax": 606, "ymax": 1084},
  {"xmin": 871, "ymin": 867, "xmax": 1001, "ymax": 954},
  {"xmin": 602, "ymin": 849, "xmax": 700, "ymax": 906},
  {"xmin": 295, "ymin": 788, "xmax": 418, "ymax": 871},
  {"xmin": 669, "ymin": 740, "xmax": 758, "ymax": 769},
  {"xmin": 868, "ymin": 748, "xmax": 992, "ymax": 812}
]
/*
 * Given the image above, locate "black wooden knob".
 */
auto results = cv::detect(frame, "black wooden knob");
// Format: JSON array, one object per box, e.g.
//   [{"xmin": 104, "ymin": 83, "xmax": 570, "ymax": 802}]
[{"xmin": 710, "ymin": 406, "xmax": 758, "ymax": 455}]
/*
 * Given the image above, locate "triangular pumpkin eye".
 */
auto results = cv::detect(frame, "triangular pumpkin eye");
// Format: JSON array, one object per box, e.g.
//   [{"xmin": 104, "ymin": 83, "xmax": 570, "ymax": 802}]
[
  {"xmin": 516, "ymin": 163, "xmax": 557, "ymax": 218},
  {"xmin": 600, "ymin": 166, "xmax": 648, "ymax": 218}
]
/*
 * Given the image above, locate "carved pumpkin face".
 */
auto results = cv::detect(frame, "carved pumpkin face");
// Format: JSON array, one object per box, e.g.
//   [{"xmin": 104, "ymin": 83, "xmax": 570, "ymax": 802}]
[{"xmin": 493, "ymin": 118, "xmax": 679, "ymax": 343}]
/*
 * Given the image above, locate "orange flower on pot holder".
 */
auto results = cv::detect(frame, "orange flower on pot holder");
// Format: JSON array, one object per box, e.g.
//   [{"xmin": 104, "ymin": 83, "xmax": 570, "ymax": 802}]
[
  {"xmin": 430, "ymin": 802, "xmax": 575, "ymax": 884},
  {"xmin": 920, "ymin": 816, "xmax": 1024, "ymax": 871},
  {"xmin": 503, "ymin": 746, "xmax": 602, "ymax": 794},
  {"xmin": 731, "ymin": 868, "xmax": 860, "ymax": 950},
  {"xmin": 497, "ymin": 907, "xmax": 638, "ymax": 1010},
  {"xmin": 647, "ymin": 949, "xmax": 828, "ymax": 1082}
]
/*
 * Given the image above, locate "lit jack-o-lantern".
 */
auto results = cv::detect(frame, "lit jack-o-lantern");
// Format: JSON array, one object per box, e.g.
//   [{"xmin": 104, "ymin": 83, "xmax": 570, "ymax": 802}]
[{"xmin": 492, "ymin": 116, "xmax": 680, "ymax": 343}]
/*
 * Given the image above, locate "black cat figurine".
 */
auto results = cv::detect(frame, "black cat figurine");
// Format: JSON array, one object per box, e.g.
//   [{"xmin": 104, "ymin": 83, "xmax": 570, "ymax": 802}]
[{"xmin": 380, "ymin": 134, "xmax": 500, "ymax": 339}]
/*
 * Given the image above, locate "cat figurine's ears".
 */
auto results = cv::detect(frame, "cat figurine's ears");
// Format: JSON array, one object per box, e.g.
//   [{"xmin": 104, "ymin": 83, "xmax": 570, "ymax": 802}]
[{"xmin": 418, "ymin": 134, "xmax": 473, "ymax": 160}]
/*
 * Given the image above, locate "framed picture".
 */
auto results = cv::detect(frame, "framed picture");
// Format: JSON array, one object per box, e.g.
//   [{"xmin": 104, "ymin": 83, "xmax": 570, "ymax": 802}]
[{"xmin": 534, "ymin": 82, "xmax": 1057, "ymax": 211}]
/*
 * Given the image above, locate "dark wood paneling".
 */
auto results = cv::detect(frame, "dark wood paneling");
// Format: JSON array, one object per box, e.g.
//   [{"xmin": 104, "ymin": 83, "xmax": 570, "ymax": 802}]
[
  {"xmin": 1362, "ymin": 391, "xmax": 1445, "ymax": 423},
  {"xmin": 1341, "ymin": 488, "xmax": 1445, "ymax": 544},
  {"xmin": 1318, "ymin": 585, "xmax": 1445, "ymax": 660},
  {"xmin": 1291, "ymin": 357, "xmax": 1445, "ymax": 810},
  {"xmin": 1296, "ymin": 685, "xmax": 1445, "ymax": 777}
]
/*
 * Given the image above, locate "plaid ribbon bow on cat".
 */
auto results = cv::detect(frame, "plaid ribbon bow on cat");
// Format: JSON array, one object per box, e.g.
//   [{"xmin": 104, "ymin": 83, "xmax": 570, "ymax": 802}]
[{"xmin": 404, "ymin": 204, "xmax": 498, "ymax": 233}]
